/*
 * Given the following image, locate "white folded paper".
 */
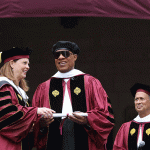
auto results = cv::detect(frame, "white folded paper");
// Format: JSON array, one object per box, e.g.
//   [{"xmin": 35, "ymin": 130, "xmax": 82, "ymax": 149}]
[{"xmin": 53, "ymin": 113, "xmax": 88, "ymax": 118}]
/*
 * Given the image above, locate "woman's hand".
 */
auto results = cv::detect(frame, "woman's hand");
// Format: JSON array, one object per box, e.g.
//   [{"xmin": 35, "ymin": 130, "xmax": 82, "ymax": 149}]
[
  {"xmin": 37, "ymin": 107, "xmax": 55, "ymax": 118},
  {"xmin": 37, "ymin": 107, "xmax": 55, "ymax": 127}
]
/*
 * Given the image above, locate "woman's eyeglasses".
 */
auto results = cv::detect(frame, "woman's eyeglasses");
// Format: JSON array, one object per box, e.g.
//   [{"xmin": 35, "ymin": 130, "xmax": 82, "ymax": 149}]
[{"xmin": 53, "ymin": 51, "xmax": 73, "ymax": 59}]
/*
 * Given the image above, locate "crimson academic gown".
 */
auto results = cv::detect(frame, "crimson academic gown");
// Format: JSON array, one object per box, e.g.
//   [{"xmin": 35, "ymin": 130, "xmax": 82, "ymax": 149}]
[
  {"xmin": 113, "ymin": 116, "xmax": 150, "ymax": 150},
  {"xmin": 0, "ymin": 80, "xmax": 39, "ymax": 150},
  {"xmin": 113, "ymin": 121, "xmax": 131, "ymax": 150},
  {"xmin": 32, "ymin": 74, "xmax": 114, "ymax": 150}
]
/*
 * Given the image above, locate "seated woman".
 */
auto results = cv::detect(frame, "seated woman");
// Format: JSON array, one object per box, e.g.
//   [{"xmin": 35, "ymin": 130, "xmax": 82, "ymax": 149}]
[{"xmin": 0, "ymin": 47, "xmax": 54, "ymax": 150}]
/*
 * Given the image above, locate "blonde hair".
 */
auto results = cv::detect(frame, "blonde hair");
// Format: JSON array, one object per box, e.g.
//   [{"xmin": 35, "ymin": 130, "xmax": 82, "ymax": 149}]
[{"xmin": 0, "ymin": 61, "xmax": 29, "ymax": 92}]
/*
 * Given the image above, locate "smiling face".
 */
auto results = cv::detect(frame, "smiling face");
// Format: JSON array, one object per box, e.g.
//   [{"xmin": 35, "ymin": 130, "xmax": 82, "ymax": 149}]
[
  {"xmin": 134, "ymin": 92, "xmax": 150, "ymax": 118},
  {"xmin": 54, "ymin": 49, "xmax": 77, "ymax": 73},
  {"xmin": 10, "ymin": 58, "xmax": 30, "ymax": 82}
]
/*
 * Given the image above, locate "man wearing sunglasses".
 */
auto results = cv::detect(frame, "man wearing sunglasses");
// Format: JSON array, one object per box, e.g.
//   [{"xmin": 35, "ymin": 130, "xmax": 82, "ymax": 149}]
[{"xmin": 32, "ymin": 41, "xmax": 115, "ymax": 150}]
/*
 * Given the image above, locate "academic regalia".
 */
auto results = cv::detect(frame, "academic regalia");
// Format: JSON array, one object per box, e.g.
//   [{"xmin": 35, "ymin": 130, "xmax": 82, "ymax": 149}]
[
  {"xmin": 113, "ymin": 83, "xmax": 150, "ymax": 150},
  {"xmin": 0, "ymin": 77, "xmax": 38, "ymax": 150},
  {"xmin": 113, "ymin": 114, "xmax": 150, "ymax": 150},
  {"xmin": 32, "ymin": 69, "xmax": 115, "ymax": 150}
]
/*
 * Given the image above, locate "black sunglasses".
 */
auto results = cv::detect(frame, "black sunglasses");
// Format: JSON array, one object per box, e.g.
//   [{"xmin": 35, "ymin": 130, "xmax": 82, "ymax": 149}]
[{"xmin": 53, "ymin": 51, "xmax": 73, "ymax": 59}]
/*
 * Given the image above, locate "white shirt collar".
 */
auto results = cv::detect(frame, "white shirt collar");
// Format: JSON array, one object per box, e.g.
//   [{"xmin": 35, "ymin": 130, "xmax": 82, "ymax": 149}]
[
  {"xmin": 134, "ymin": 114, "xmax": 150, "ymax": 122},
  {"xmin": 0, "ymin": 77, "xmax": 28, "ymax": 100},
  {"xmin": 52, "ymin": 69, "xmax": 85, "ymax": 78}
]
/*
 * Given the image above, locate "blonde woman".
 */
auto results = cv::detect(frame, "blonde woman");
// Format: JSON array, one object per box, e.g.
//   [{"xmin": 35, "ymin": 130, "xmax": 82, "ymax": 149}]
[{"xmin": 0, "ymin": 47, "xmax": 54, "ymax": 150}]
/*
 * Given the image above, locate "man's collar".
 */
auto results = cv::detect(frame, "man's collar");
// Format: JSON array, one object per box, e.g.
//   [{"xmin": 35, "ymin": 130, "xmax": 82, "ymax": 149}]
[
  {"xmin": 134, "ymin": 114, "xmax": 150, "ymax": 122},
  {"xmin": 52, "ymin": 69, "xmax": 85, "ymax": 78}
]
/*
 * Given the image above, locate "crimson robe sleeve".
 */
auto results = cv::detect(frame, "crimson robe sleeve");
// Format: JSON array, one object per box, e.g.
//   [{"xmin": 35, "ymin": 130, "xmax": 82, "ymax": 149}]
[
  {"xmin": 113, "ymin": 122, "xmax": 131, "ymax": 150},
  {"xmin": 84, "ymin": 75, "xmax": 115, "ymax": 150},
  {"xmin": 32, "ymin": 81, "xmax": 50, "ymax": 150},
  {"xmin": 0, "ymin": 84, "xmax": 38, "ymax": 143}
]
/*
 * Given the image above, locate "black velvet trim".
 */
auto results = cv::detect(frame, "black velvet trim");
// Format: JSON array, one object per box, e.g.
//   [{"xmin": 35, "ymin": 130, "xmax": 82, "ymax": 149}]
[
  {"xmin": 107, "ymin": 97, "xmax": 112, "ymax": 104},
  {"xmin": 70, "ymin": 75, "xmax": 88, "ymax": 150},
  {"xmin": 0, "ymin": 81, "xmax": 28, "ymax": 107},
  {"xmin": 49, "ymin": 78, "xmax": 63, "ymax": 113},
  {"xmin": 0, "ymin": 105, "xmax": 17, "ymax": 118},
  {"xmin": 107, "ymin": 116, "xmax": 115, "ymax": 124},
  {"xmin": 70, "ymin": 75, "xmax": 87, "ymax": 112},
  {"xmin": 16, "ymin": 94, "xmax": 26, "ymax": 106},
  {"xmin": 47, "ymin": 78, "xmax": 63, "ymax": 150},
  {"xmin": 0, "ymin": 111, "xmax": 23, "ymax": 131},
  {"xmin": 0, "ymin": 91, "xmax": 11, "ymax": 98},
  {"xmin": 128, "ymin": 122, "xmax": 139, "ymax": 150},
  {"xmin": 0, "ymin": 99, "xmax": 12, "ymax": 107},
  {"xmin": 108, "ymin": 106, "xmax": 114, "ymax": 115},
  {"xmin": 143, "ymin": 123, "xmax": 150, "ymax": 150},
  {"xmin": 47, "ymin": 76, "xmax": 88, "ymax": 150}
]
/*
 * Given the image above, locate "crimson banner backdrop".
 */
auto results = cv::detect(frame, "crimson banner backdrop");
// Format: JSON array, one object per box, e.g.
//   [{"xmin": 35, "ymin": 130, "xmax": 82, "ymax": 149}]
[{"xmin": 0, "ymin": 0, "xmax": 150, "ymax": 19}]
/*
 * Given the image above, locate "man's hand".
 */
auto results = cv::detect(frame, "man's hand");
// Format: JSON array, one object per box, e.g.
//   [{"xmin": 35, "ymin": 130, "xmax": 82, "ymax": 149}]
[{"xmin": 68, "ymin": 112, "xmax": 88, "ymax": 125}]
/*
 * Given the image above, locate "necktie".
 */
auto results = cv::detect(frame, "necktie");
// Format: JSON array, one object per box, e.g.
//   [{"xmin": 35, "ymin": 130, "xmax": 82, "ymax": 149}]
[{"xmin": 62, "ymin": 79, "xmax": 75, "ymax": 150}]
